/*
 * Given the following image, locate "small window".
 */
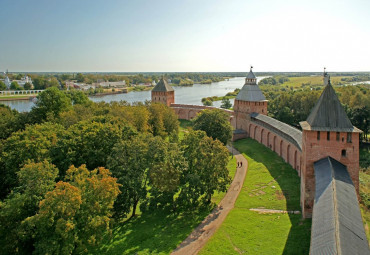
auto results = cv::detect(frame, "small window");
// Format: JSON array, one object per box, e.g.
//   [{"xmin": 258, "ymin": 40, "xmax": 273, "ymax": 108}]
[
  {"xmin": 341, "ymin": 149, "xmax": 346, "ymax": 157},
  {"xmin": 327, "ymin": 132, "xmax": 330, "ymax": 141},
  {"xmin": 347, "ymin": 133, "xmax": 352, "ymax": 143},
  {"xmin": 336, "ymin": 132, "xmax": 340, "ymax": 141},
  {"xmin": 317, "ymin": 131, "xmax": 320, "ymax": 140}
]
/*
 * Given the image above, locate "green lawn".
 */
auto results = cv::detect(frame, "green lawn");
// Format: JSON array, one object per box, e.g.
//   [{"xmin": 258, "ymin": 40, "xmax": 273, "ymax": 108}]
[
  {"xmin": 200, "ymin": 138, "xmax": 311, "ymax": 255},
  {"xmin": 178, "ymin": 119, "xmax": 192, "ymax": 140},
  {"xmin": 93, "ymin": 146, "xmax": 236, "ymax": 254}
]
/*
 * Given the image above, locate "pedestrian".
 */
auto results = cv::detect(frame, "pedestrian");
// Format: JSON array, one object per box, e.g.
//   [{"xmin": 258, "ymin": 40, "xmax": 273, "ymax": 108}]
[
  {"xmin": 237, "ymin": 162, "xmax": 240, "ymax": 168},
  {"xmin": 240, "ymin": 161, "xmax": 243, "ymax": 167}
]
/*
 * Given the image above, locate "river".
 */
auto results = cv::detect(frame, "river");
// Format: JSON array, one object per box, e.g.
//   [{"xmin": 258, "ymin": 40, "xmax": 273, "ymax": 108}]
[{"xmin": 1, "ymin": 77, "xmax": 266, "ymax": 112}]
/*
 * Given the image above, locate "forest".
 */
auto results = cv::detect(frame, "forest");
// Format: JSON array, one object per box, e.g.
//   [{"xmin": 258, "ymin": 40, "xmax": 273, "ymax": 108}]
[{"xmin": 0, "ymin": 88, "xmax": 233, "ymax": 254}]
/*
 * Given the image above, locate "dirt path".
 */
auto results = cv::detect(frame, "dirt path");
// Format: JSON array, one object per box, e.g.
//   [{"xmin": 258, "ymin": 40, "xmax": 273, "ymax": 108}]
[{"xmin": 171, "ymin": 147, "xmax": 248, "ymax": 255}]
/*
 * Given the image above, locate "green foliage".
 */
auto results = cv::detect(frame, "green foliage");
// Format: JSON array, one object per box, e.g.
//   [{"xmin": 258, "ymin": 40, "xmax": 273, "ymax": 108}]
[
  {"xmin": 32, "ymin": 87, "xmax": 72, "ymax": 120},
  {"xmin": 0, "ymin": 161, "xmax": 59, "ymax": 254},
  {"xmin": 10, "ymin": 81, "xmax": 21, "ymax": 90},
  {"xmin": 0, "ymin": 104, "xmax": 20, "ymax": 140},
  {"xmin": 27, "ymin": 165, "xmax": 120, "ymax": 255},
  {"xmin": 24, "ymin": 82, "xmax": 32, "ymax": 90},
  {"xmin": 66, "ymin": 90, "xmax": 91, "ymax": 105},
  {"xmin": 179, "ymin": 130, "xmax": 230, "ymax": 206},
  {"xmin": 148, "ymin": 103, "xmax": 179, "ymax": 138},
  {"xmin": 220, "ymin": 98, "xmax": 232, "ymax": 109},
  {"xmin": 52, "ymin": 118, "xmax": 135, "ymax": 176},
  {"xmin": 202, "ymin": 99, "xmax": 213, "ymax": 106},
  {"xmin": 193, "ymin": 109, "xmax": 232, "ymax": 145},
  {"xmin": 0, "ymin": 122, "xmax": 65, "ymax": 196},
  {"xmin": 0, "ymin": 80, "xmax": 6, "ymax": 90},
  {"xmin": 348, "ymin": 106, "xmax": 369, "ymax": 141}
]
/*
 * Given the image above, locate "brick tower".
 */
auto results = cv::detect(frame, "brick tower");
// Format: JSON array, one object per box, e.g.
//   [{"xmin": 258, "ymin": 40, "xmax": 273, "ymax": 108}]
[
  {"xmin": 234, "ymin": 66, "xmax": 268, "ymax": 130},
  {"xmin": 299, "ymin": 70, "xmax": 362, "ymax": 218},
  {"xmin": 151, "ymin": 76, "xmax": 175, "ymax": 107}
]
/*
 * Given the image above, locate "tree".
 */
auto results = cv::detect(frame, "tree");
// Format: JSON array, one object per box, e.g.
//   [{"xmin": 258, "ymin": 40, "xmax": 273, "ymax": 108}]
[
  {"xmin": 192, "ymin": 109, "xmax": 232, "ymax": 145},
  {"xmin": 33, "ymin": 77, "xmax": 46, "ymax": 90},
  {"xmin": 51, "ymin": 118, "xmax": 135, "ymax": 176},
  {"xmin": 67, "ymin": 90, "xmax": 90, "ymax": 105},
  {"xmin": 24, "ymin": 82, "xmax": 32, "ymax": 90},
  {"xmin": 76, "ymin": 73, "xmax": 85, "ymax": 83},
  {"xmin": 179, "ymin": 130, "xmax": 230, "ymax": 206},
  {"xmin": 203, "ymin": 99, "xmax": 213, "ymax": 106},
  {"xmin": 108, "ymin": 134, "xmax": 152, "ymax": 218},
  {"xmin": 10, "ymin": 81, "xmax": 20, "ymax": 90},
  {"xmin": 0, "ymin": 122, "xmax": 65, "ymax": 196},
  {"xmin": 148, "ymin": 103, "xmax": 179, "ymax": 138},
  {"xmin": 28, "ymin": 165, "xmax": 120, "ymax": 254},
  {"xmin": 0, "ymin": 161, "xmax": 58, "ymax": 254},
  {"xmin": 0, "ymin": 104, "xmax": 19, "ymax": 140},
  {"xmin": 220, "ymin": 98, "xmax": 232, "ymax": 109},
  {"xmin": 32, "ymin": 87, "xmax": 72, "ymax": 120},
  {"xmin": 0, "ymin": 80, "xmax": 6, "ymax": 90}
]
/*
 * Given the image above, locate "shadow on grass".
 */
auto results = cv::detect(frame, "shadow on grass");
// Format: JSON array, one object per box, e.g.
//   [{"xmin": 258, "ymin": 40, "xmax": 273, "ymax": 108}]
[
  {"xmin": 94, "ymin": 208, "xmax": 211, "ymax": 255},
  {"xmin": 234, "ymin": 138, "xmax": 311, "ymax": 255}
]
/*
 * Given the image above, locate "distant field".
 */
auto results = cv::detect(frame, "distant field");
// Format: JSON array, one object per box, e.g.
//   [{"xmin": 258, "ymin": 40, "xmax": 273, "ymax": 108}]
[
  {"xmin": 276, "ymin": 76, "xmax": 352, "ymax": 88},
  {"xmin": 200, "ymin": 138, "xmax": 312, "ymax": 255}
]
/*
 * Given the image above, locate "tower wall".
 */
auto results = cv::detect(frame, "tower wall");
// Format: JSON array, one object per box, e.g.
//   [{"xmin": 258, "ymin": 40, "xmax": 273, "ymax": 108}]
[
  {"xmin": 151, "ymin": 91, "xmax": 174, "ymax": 107},
  {"xmin": 300, "ymin": 130, "xmax": 360, "ymax": 218},
  {"xmin": 234, "ymin": 100, "xmax": 267, "ymax": 129}
]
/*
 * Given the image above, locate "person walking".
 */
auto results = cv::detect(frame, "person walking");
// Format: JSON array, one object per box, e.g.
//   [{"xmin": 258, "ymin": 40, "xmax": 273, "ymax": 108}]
[
  {"xmin": 240, "ymin": 161, "xmax": 243, "ymax": 168},
  {"xmin": 237, "ymin": 162, "xmax": 240, "ymax": 168}
]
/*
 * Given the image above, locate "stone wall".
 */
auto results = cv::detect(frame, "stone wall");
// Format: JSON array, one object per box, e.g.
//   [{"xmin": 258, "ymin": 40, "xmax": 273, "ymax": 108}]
[
  {"xmin": 247, "ymin": 121, "xmax": 302, "ymax": 174},
  {"xmin": 170, "ymin": 104, "xmax": 236, "ymax": 128}
]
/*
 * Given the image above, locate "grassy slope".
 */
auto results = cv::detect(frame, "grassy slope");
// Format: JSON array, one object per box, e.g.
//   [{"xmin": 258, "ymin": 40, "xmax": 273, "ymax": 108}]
[
  {"xmin": 200, "ymin": 138, "xmax": 311, "ymax": 255},
  {"xmin": 94, "ymin": 119, "xmax": 236, "ymax": 255}
]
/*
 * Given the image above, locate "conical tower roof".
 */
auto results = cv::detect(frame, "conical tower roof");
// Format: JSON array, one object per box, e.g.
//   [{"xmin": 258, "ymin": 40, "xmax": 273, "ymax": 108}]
[
  {"xmin": 246, "ymin": 67, "xmax": 256, "ymax": 79},
  {"xmin": 235, "ymin": 67, "xmax": 266, "ymax": 102},
  {"xmin": 152, "ymin": 77, "xmax": 174, "ymax": 92},
  {"xmin": 300, "ymin": 74, "xmax": 358, "ymax": 132}
]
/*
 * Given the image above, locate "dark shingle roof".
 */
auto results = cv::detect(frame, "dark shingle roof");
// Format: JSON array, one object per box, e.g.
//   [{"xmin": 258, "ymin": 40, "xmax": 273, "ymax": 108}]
[
  {"xmin": 246, "ymin": 69, "xmax": 256, "ymax": 79},
  {"xmin": 152, "ymin": 77, "xmax": 174, "ymax": 92},
  {"xmin": 301, "ymin": 80, "xmax": 354, "ymax": 132},
  {"xmin": 250, "ymin": 113, "xmax": 302, "ymax": 150},
  {"xmin": 311, "ymin": 157, "xmax": 370, "ymax": 255}
]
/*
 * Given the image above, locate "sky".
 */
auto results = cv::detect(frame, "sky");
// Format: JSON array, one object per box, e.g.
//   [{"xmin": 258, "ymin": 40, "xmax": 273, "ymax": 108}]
[{"xmin": 0, "ymin": 0, "xmax": 370, "ymax": 72}]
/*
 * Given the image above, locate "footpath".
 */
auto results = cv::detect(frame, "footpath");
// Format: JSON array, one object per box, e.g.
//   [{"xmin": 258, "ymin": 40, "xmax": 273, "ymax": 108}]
[{"xmin": 171, "ymin": 147, "xmax": 248, "ymax": 255}]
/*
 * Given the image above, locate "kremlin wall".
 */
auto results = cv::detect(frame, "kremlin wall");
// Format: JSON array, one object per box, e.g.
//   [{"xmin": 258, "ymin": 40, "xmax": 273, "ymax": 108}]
[{"xmin": 152, "ymin": 69, "xmax": 369, "ymax": 254}]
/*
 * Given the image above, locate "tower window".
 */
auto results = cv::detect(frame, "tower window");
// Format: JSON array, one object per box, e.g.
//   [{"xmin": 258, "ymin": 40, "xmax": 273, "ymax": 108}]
[
  {"xmin": 327, "ymin": 132, "xmax": 330, "ymax": 141},
  {"xmin": 341, "ymin": 149, "xmax": 346, "ymax": 157},
  {"xmin": 347, "ymin": 133, "xmax": 352, "ymax": 143},
  {"xmin": 336, "ymin": 132, "xmax": 340, "ymax": 141},
  {"xmin": 317, "ymin": 131, "xmax": 320, "ymax": 140}
]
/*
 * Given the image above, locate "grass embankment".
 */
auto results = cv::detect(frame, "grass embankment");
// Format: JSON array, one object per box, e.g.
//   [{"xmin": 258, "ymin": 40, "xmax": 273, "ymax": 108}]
[
  {"xmin": 94, "ymin": 119, "xmax": 236, "ymax": 255},
  {"xmin": 200, "ymin": 138, "xmax": 311, "ymax": 255}
]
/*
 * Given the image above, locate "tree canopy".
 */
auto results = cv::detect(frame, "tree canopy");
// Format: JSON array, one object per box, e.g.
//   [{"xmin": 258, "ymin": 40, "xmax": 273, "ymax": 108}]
[{"xmin": 192, "ymin": 109, "xmax": 233, "ymax": 145}]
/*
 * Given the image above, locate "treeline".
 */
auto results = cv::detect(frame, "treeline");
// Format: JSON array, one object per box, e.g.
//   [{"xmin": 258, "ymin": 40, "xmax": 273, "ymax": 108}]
[
  {"xmin": 263, "ymin": 84, "xmax": 370, "ymax": 141},
  {"xmin": 0, "ymin": 88, "xmax": 232, "ymax": 254}
]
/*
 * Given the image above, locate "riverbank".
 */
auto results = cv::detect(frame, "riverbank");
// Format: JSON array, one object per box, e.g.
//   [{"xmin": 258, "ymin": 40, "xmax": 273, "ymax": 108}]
[{"xmin": 0, "ymin": 95, "xmax": 36, "ymax": 101}]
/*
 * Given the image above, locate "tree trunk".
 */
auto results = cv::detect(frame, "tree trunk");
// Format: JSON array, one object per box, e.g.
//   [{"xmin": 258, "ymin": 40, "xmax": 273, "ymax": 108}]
[{"xmin": 131, "ymin": 199, "xmax": 139, "ymax": 218}]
